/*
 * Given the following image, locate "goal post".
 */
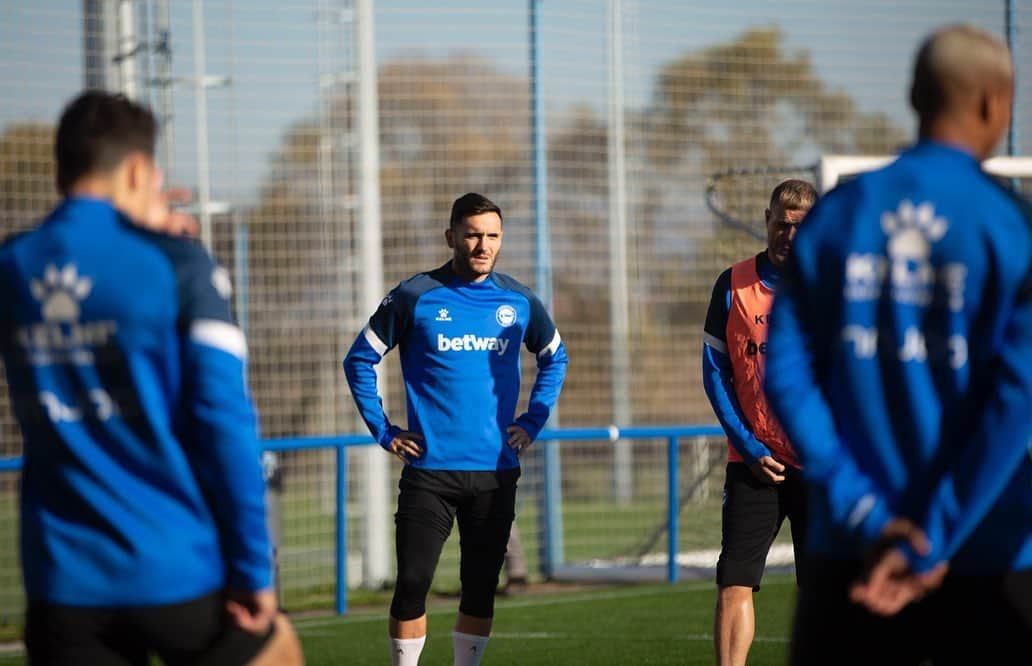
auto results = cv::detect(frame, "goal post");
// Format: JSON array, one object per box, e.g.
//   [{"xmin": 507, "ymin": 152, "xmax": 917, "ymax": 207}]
[{"xmin": 817, "ymin": 154, "xmax": 1032, "ymax": 193}]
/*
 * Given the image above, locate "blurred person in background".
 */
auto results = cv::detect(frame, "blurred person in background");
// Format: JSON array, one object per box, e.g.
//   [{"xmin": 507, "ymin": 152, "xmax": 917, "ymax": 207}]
[
  {"xmin": 702, "ymin": 179, "xmax": 817, "ymax": 666},
  {"xmin": 766, "ymin": 24, "xmax": 1032, "ymax": 664},
  {"xmin": 0, "ymin": 90, "xmax": 302, "ymax": 665},
  {"xmin": 343, "ymin": 192, "xmax": 568, "ymax": 666}
]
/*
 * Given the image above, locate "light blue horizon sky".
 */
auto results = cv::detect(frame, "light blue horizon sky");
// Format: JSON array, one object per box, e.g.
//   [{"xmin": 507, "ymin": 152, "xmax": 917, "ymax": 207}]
[{"xmin": 1, "ymin": 1, "xmax": 1028, "ymax": 199}]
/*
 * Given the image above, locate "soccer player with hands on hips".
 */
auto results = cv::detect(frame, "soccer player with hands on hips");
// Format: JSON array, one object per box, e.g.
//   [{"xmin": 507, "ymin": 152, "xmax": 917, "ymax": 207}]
[
  {"xmin": 343, "ymin": 192, "xmax": 568, "ymax": 666},
  {"xmin": 702, "ymin": 179, "xmax": 817, "ymax": 666},
  {"xmin": 0, "ymin": 91, "xmax": 302, "ymax": 665},
  {"xmin": 765, "ymin": 24, "xmax": 1032, "ymax": 665}
]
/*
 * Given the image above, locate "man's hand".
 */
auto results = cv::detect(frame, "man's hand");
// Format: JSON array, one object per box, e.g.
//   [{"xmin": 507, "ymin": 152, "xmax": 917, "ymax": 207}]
[
  {"xmin": 386, "ymin": 431, "xmax": 424, "ymax": 464},
  {"xmin": 225, "ymin": 588, "xmax": 278, "ymax": 635},
  {"xmin": 507, "ymin": 425, "xmax": 532, "ymax": 456},
  {"xmin": 141, "ymin": 183, "xmax": 200, "ymax": 237},
  {"xmin": 849, "ymin": 518, "xmax": 949, "ymax": 616},
  {"xmin": 749, "ymin": 456, "xmax": 786, "ymax": 484}
]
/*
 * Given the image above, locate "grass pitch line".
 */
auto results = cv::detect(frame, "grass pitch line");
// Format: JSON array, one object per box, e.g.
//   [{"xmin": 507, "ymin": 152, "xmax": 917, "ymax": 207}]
[
  {"xmin": 295, "ymin": 583, "xmax": 709, "ymax": 630},
  {"xmin": 488, "ymin": 632, "xmax": 573, "ymax": 639},
  {"xmin": 678, "ymin": 634, "xmax": 790, "ymax": 644},
  {"xmin": 295, "ymin": 579, "xmax": 795, "ymax": 632}
]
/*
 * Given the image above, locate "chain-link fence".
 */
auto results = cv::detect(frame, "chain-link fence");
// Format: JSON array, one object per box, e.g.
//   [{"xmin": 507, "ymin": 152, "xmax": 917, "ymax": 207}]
[{"xmin": 1, "ymin": 0, "xmax": 1030, "ymax": 625}]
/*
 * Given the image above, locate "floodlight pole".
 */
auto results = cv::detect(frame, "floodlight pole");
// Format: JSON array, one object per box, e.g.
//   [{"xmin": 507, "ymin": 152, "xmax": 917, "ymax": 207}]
[
  {"xmin": 530, "ymin": 0, "xmax": 564, "ymax": 578},
  {"xmin": 608, "ymin": 0, "xmax": 633, "ymax": 506},
  {"xmin": 356, "ymin": 0, "xmax": 391, "ymax": 589},
  {"xmin": 116, "ymin": 0, "xmax": 138, "ymax": 98}
]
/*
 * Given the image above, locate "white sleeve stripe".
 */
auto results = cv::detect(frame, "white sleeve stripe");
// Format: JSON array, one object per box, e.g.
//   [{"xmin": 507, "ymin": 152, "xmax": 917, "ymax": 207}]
[
  {"xmin": 538, "ymin": 330, "xmax": 562, "ymax": 359},
  {"xmin": 847, "ymin": 494, "xmax": 877, "ymax": 530},
  {"xmin": 363, "ymin": 325, "xmax": 388, "ymax": 357},
  {"xmin": 703, "ymin": 332, "xmax": 728, "ymax": 354},
  {"xmin": 190, "ymin": 319, "xmax": 247, "ymax": 359}
]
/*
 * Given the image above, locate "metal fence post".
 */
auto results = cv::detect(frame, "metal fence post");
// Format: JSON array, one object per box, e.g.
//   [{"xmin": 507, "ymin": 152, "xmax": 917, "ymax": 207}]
[
  {"xmin": 667, "ymin": 436, "xmax": 679, "ymax": 583},
  {"xmin": 336, "ymin": 443, "xmax": 348, "ymax": 615}
]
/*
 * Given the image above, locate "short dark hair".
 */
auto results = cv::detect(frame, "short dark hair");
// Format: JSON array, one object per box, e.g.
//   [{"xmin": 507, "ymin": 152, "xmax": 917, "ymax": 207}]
[
  {"xmin": 769, "ymin": 179, "xmax": 817, "ymax": 212},
  {"xmin": 449, "ymin": 192, "xmax": 502, "ymax": 229},
  {"xmin": 55, "ymin": 90, "xmax": 158, "ymax": 195},
  {"xmin": 909, "ymin": 24, "xmax": 1012, "ymax": 125}
]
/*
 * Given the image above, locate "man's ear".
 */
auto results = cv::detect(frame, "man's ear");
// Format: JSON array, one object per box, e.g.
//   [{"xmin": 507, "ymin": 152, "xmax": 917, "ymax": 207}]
[
  {"xmin": 764, "ymin": 208, "xmax": 772, "ymax": 227},
  {"xmin": 989, "ymin": 87, "xmax": 1012, "ymax": 129},
  {"xmin": 123, "ymin": 152, "xmax": 151, "ymax": 193},
  {"xmin": 977, "ymin": 89, "xmax": 992, "ymax": 125},
  {"xmin": 445, "ymin": 227, "xmax": 455, "ymax": 249}
]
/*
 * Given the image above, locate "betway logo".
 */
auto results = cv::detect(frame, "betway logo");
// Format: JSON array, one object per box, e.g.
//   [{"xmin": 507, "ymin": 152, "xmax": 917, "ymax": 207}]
[{"xmin": 437, "ymin": 333, "xmax": 510, "ymax": 356}]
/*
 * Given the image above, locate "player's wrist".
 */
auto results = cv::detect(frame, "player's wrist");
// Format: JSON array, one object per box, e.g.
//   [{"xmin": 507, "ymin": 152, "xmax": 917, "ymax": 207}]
[
  {"xmin": 512, "ymin": 417, "xmax": 537, "ymax": 441},
  {"xmin": 379, "ymin": 424, "xmax": 402, "ymax": 449},
  {"xmin": 856, "ymin": 498, "xmax": 893, "ymax": 546}
]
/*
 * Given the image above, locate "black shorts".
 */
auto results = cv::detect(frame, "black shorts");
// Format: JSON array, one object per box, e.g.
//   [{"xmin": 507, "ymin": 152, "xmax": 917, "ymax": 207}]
[
  {"xmin": 792, "ymin": 558, "xmax": 1032, "ymax": 666},
  {"xmin": 25, "ymin": 591, "xmax": 275, "ymax": 666},
  {"xmin": 716, "ymin": 462, "xmax": 808, "ymax": 590},
  {"xmin": 390, "ymin": 466, "xmax": 519, "ymax": 621}
]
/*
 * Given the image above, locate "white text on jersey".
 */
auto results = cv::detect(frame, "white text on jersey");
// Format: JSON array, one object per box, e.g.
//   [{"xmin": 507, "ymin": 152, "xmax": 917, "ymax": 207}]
[{"xmin": 437, "ymin": 333, "xmax": 510, "ymax": 356}]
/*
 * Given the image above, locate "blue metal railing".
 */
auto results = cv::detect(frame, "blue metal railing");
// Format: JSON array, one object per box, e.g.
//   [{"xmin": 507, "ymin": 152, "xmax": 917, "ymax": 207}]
[{"xmin": 0, "ymin": 424, "xmax": 723, "ymax": 615}]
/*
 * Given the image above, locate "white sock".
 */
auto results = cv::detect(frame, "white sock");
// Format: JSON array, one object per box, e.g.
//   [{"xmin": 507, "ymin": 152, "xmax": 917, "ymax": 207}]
[
  {"xmin": 453, "ymin": 631, "xmax": 490, "ymax": 666},
  {"xmin": 390, "ymin": 635, "xmax": 426, "ymax": 666}
]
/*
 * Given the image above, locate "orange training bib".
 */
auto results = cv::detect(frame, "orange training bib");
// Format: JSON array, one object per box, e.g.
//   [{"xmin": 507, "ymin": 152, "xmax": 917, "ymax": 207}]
[{"xmin": 725, "ymin": 257, "xmax": 800, "ymax": 468}]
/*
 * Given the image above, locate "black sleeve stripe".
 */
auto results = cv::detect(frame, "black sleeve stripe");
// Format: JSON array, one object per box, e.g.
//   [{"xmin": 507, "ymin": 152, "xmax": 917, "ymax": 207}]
[
  {"xmin": 128, "ymin": 228, "xmax": 234, "ymax": 330},
  {"xmin": 367, "ymin": 267, "xmax": 449, "ymax": 351},
  {"xmin": 703, "ymin": 268, "xmax": 732, "ymax": 344},
  {"xmin": 492, "ymin": 272, "xmax": 557, "ymax": 354}
]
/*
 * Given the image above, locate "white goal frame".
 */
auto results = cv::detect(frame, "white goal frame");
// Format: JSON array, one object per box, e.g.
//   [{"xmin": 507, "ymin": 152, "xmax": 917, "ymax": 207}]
[{"xmin": 818, "ymin": 154, "xmax": 1032, "ymax": 193}]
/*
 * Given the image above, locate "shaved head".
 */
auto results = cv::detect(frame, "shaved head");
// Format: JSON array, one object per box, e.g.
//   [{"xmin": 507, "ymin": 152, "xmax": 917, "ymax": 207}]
[{"xmin": 910, "ymin": 24, "xmax": 1013, "ymax": 123}]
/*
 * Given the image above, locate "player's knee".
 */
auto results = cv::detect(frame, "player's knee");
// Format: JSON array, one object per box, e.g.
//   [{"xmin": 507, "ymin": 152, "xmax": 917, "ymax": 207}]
[
  {"xmin": 390, "ymin": 555, "xmax": 437, "ymax": 621},
  {"xmin": 390, "ymin": 574, "xmax": 432, "ymax": 621},
  {"xmin": 458, "ymin": 584, "xmax": 498, "ymax": 619},
  {"xmin": 390, "ymin": 595, "xmax": 428, "ymax": 622}
]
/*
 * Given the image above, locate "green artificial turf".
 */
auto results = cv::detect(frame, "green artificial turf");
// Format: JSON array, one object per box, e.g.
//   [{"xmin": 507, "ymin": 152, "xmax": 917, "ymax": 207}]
[{"xmin": 0, "ymin": 576, "xmax": 798, "ymax": 665}]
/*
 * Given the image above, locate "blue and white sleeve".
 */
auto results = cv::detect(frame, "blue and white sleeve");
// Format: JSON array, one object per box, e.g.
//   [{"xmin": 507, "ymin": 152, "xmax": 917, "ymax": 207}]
[
  {"xmin": 343, "ymin": 288, "xmax": 407, "ymax": 448},
  {"xmin": 514, "ymin": 293, "xmax": 568, "ymax": 441},
  {"xmin": 701, "ymin": 269, "xmax": 772, "ymax": 465},
  {"xmin": 765, "ymin": 224, "xmax": 892, "ymax": 546},
  {"xmin": 915, "ymin": 257, "xmax": 1032, "ymax": 571},
  {"xmin": 176, "ymin": 246, "xmax": 270, "ymax": 592}
]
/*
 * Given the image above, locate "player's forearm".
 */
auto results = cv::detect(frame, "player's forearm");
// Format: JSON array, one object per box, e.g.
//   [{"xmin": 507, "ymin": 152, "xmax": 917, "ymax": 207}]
[
  {"xmin": 184, "ymin": 343, "xmax": 272, "ymax": 590},
  {"xmin": 516, "ymin": 343, "xmax": 568, "ymax": 439},
  {"xmin": 343, "ymin": 335, "xmax": 395, "ymax": 445},
  {"xmin": 701, "ymin": 344, "xmax": 770, "ymax": 464}
]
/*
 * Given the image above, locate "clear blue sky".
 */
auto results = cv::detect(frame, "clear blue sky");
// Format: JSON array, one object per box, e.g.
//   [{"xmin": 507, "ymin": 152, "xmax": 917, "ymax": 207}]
[{"xmin": 1, "ymin": 1, "xmax": 1028, "ymax": 199}]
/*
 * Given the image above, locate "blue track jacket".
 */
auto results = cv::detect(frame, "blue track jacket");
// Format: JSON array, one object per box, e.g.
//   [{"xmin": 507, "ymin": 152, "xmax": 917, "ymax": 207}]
[
  {"xmin": 0, "ymin": 198, "xmax": 270, "ymax": 606},
  {"xmin": 343, "ymin": 262, "xmax": 568, "ymax": 471},
  {"xmin": 765, "ymin": 141, "xmax": 1032, "ymax": 575}
]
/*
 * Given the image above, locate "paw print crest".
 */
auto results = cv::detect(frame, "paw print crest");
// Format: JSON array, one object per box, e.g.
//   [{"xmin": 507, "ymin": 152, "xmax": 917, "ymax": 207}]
[
  {"xmin": 30, "ymin": 264, "xmax": 93, "ymax": 323},
  {"xmin": 881, "ymin": 200, "xmax": 948, "ymax": 262}
]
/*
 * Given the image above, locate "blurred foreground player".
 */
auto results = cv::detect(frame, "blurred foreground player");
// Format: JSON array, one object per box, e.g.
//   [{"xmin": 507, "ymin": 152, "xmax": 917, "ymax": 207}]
[
  {"xmin": 0, "ymin": 91, "xmax": 302, "ymax": 665},
  {"xmin": 344, "ymin": 193, "xmax": 568, "ymax": 666},
  {"xmin": 765, "ymin": 25, "xmax": 1032, "ymax": 665},
  {"xmin": 703, "ymin": 179, "xmax": 816, "ymax": 666}
]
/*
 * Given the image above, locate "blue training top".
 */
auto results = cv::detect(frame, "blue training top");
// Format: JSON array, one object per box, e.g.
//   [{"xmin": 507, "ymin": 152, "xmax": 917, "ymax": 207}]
[
  {"xmin": 0, "ymin": 197, "xmax": 270, "ymax": 606},
  {"xmin": 702, "ymin": 251, "xmax": 781, "ymax": 465},
  {"xmin": 765, "ymin": 141, "xmax": 1032, "ymax": 575},
  {"xmin": 343, "ymin": 262, "xmax": 568, "ymax": 471}
]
